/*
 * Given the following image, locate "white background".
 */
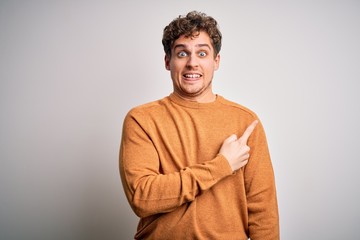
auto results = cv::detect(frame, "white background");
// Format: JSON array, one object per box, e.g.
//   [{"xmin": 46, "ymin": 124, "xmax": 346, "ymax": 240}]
[{"xmin": 1, "ymin": 0, "xmax": 359, "ymax": 239}]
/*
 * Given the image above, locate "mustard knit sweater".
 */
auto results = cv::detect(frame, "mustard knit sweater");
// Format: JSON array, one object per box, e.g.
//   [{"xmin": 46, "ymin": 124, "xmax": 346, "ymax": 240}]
[{"xmin": 120, "ymin": 93, "xmax": 279, "ymax": 240}]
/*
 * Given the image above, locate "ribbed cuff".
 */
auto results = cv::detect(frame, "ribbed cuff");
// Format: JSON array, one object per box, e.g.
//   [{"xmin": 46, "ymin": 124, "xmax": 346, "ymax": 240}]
[{"xmin": 206, "ymin": 154, "xmax": 233, "ymax": 180}]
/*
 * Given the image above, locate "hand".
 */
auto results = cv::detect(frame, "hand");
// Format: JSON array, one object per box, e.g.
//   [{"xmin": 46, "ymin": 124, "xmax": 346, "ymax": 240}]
[{"xmin": 219, "ymin": 120, "xmax": 258, "ymax": 172}]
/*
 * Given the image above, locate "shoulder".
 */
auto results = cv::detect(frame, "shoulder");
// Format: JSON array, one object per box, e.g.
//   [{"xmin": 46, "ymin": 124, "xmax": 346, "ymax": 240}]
[
  {"xmin": 125, "ymin": 96, "xmax": 171, "ymax": 119},
  {"xmin": 217, "ymin": 95, "xmax": 259, "ymax": 119}
]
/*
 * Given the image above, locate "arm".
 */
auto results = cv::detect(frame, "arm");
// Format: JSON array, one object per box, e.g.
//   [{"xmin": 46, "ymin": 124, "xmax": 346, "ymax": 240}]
[
  {"xmin": 119, "ymin": 112, "xmax": 233, "ymax": 218},
  {"xmin": 245, "ymin": 121, "xmax": 280, "ymax": 240}
]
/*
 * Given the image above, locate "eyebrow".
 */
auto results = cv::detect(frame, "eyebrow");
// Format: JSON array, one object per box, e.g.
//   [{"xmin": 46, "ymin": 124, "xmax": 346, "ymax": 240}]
[{"xmin": 173, "ymin": 43, "xmax": 211, "ymax": 50}]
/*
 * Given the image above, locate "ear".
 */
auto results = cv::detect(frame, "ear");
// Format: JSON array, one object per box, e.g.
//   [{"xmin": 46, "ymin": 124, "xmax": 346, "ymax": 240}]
[
  {"xmin": 165, "ymin": 55, "xmax": 170, "ymax": 71},
  {"xmin": 214, "ymin": 54, "xmax": 220, "ymax": 71}
]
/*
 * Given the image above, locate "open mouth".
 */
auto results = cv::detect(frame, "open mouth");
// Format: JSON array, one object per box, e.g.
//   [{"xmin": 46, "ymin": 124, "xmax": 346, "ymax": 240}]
[{"xmin": 183, "ymin": 73, "xmax": 202, "ymax": 79}]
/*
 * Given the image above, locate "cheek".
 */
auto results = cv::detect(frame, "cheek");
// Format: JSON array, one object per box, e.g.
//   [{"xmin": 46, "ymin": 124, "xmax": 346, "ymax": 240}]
[
  {"xmin": 170, "ymin": 62, "xmax": 184, "ymax": 73},
  {"xmin": 204, "ymin": 62, "xmax": 217, "ymax": 73},
  {"xmin": 169, "ymin": 65, "xmax": 181, "ymax": 81},
  {"xmin": 214, "ymin": 61, "xmax": 219, "ymax": 70}
]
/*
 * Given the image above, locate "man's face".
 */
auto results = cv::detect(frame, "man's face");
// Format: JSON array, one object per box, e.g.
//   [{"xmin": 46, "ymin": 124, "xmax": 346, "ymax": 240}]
[{"xmin": 165, "ymin": 31, "xmax": 220, "ymax": 102}]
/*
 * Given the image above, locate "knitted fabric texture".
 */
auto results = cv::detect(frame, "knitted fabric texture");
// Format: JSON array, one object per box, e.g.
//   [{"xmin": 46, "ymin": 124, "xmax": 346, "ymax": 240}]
[{"xmin": 120, "ymin": 94, "xmax": 279, "ymax": 240}]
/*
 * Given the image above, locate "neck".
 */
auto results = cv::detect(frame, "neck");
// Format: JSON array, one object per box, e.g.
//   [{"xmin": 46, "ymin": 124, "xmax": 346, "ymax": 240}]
[{"xmin": 173, "ymin": 91, "xmax": 216, "ymax": 103}]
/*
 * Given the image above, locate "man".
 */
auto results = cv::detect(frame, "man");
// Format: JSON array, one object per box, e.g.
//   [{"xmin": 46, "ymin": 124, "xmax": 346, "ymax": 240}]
[{"xmin": 119, "ymin": 11, "xmax": 279, "ymax": 239}]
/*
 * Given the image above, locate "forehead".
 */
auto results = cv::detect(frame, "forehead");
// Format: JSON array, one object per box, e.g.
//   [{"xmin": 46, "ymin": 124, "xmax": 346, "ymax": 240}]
[{"xmin": 172, "ymin": 31, "xmax": 213, "ymax": 50}]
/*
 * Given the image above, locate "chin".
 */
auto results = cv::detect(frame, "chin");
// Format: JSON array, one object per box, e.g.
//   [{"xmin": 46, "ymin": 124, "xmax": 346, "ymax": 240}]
[{"xmin": 182, "ymin": 87, "xmax": 203, "ymax": 95}]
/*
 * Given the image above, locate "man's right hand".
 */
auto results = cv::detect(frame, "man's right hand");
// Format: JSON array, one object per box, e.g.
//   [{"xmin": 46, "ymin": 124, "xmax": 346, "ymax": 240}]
[{"xmin": 219, "ymin": 120, "xmax": 258, "ymax": 172}]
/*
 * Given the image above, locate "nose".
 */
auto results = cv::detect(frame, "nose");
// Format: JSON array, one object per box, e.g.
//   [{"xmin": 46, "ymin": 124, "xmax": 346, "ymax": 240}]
[{"xmin": 186, "ymin": 53, "xmax": 199, "ymax": 68}]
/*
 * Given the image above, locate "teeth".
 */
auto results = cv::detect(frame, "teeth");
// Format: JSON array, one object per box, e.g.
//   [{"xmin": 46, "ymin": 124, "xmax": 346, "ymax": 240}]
[{"xmin": 184, "ymin": 74, "xmax": 200, "ymax": 78}]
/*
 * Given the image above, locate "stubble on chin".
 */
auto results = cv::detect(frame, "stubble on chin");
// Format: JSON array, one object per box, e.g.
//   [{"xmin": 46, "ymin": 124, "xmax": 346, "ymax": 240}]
[{"xmin": 178, "ymin": 79, "xmax": 213, "ymax": 98}]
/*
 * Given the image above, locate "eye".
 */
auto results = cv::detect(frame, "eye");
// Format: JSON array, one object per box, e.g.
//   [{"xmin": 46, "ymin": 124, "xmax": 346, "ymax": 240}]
[
  {"xmin": 177, "ymin": 51, "xmax": 187, "ymax": 57},
  {"xmin": 199, "ymin": 51, "xmax": 207, "ymax": 57}
]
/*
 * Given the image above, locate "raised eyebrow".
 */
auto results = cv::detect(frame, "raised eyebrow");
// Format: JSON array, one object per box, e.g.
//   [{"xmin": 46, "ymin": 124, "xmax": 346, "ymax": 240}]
[
  {"xmin": 173, "ymin": 44, "xmax": 187, "ymax": 50},
  {"xmin": 196, "ymin": 44, "xmax": 211, "ymax": 50},
  {"xmin": 173, "ymin": 43, "xmax": 211, "ymax": 50}
]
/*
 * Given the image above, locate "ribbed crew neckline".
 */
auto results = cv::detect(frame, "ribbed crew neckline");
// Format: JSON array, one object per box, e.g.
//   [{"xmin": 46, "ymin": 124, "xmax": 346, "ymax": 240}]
[{"xmin": 168, "ymin": 93, "xmax": 223, "ymax": 109}]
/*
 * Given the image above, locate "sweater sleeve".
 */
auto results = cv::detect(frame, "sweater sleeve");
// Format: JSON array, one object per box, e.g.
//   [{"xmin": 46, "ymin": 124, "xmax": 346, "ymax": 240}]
[
  {"xmin": 245, "ymin": 120, "xmax": 280, "ymax": 240},
  {"xmin": 119, "ymin": 111, "xmax": 233, "ymax": 218}
]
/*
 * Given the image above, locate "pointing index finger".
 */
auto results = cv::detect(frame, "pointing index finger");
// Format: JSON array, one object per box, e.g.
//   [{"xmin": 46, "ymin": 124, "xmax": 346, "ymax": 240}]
[{"xmin": 238, "ymin": 120, "xmax": 258, "ymax": 144}]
